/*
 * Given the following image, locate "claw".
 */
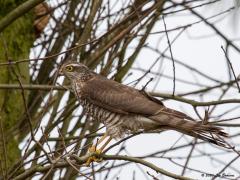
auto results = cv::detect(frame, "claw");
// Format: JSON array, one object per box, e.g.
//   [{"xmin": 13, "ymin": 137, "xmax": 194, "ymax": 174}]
[
  {"xmin": 85, "ymin": 134, "xmax": 112, "ymax": 166},
  {"xmin": 85, "ymin": 146, "xmax": 103, "ymax": 166},
  {"xmin": 88, "ymin": 145, "xmax": 97, "ymax": 153}
]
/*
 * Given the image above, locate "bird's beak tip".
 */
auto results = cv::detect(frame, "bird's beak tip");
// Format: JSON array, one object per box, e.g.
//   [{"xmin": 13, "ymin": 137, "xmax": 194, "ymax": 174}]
[{"xmin": 58, "ymin": 68, "xmax": 64, "ymax": 76}]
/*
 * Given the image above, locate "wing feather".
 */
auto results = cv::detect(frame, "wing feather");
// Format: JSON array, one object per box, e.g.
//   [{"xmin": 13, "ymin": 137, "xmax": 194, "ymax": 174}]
[
  {"xmin": 81, "ymin": 75, "xmax": 193, "ymax": 121},
  {"xmin": 81, "ymin": 75, "xmax": 162, "ymax": 115}
]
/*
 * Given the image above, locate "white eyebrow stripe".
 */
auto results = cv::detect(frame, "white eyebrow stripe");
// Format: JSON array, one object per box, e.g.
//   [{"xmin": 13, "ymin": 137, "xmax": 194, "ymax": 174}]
[
  {"xmin": 64, "ymin": 63, "xmax": 87, "ymax": 69},
  {"xmin": 66, "ymin": 63, "xmax": 80, "ymax": 67}
]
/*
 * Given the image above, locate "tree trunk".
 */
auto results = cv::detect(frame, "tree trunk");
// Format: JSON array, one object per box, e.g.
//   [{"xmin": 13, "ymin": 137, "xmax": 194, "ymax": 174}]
[{"xmin": 0, "ymin": 0, "xmax": 33, "ymax": 174}]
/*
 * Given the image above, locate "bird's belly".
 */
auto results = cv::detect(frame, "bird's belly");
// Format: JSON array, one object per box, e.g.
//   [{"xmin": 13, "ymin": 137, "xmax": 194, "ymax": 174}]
[
  {"xmin": 82, "ymin": 101, "xmax": 157, "ymax": 138},
  {"xmin": 136, "ymin": 116, "xmax": 158, "ymax": 126}
]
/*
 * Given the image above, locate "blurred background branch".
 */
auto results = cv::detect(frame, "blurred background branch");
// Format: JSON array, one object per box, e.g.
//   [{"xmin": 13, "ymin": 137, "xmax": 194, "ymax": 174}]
[{"xmin": 0, "ymin": 0, "xmax": 240, "ymax": 179}]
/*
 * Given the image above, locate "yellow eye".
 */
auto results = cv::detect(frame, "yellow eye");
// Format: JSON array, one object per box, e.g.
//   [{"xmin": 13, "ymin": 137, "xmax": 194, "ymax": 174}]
[{"xmin": 65, "ymin": 65, "xmax": 74, "ymax": 72}]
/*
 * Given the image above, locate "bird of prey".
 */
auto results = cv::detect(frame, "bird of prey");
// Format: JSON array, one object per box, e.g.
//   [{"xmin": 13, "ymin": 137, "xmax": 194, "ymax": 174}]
[{"xmin": 59, "ymin": 62, "xmax": 228, "ymax": 164}]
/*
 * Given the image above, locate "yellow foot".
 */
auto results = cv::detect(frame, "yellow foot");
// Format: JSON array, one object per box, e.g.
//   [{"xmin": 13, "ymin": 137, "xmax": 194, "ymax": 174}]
[{"xmin": 85, "ymin": 146, "xmax": 103, "ymax": 166}]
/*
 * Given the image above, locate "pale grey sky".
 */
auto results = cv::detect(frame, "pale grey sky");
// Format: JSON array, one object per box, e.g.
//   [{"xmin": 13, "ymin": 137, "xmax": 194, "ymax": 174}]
[{"xmin": 24, "ymin": 1, "xmax": 240, "ymax": 179}]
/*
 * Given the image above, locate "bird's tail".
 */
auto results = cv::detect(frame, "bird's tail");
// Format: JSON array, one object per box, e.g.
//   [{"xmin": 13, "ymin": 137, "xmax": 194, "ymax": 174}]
[
  {"xmin": 151, "ymin": 113, "xmax": 229, "ymax": 148},
  {"xmin": 174, "ymin": 120, "xmax": 228, "ymax": 148}
]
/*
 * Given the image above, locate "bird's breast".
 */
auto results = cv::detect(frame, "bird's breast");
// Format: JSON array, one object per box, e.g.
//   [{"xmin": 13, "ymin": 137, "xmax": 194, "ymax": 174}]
[
  {"xmin": 82, "ymin": 100, "xmax": 157, "ymax": 129},
  {"xmin": 81, "ymin": 100, "xmax": 120, "ymax": 123}
]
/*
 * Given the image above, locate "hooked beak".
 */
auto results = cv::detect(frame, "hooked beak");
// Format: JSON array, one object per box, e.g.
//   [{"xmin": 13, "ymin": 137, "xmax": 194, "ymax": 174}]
[{"xmin": 58, "ymin": 66, "xmax": 64, "ymax": 76}]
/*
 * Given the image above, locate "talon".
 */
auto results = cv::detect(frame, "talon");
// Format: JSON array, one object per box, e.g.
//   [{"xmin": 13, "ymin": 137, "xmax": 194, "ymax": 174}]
[
  {"xmin": 85, "ymin": 135, "xmax": 112, "ymax": 166},
  {"xmin": 85, "ymin": 156, "xmax": 95, "ymax": 166},
  {"xmin": 86, "ymin": 156, "xmax": 102, "ymax": 166},
  {"xmin": 85, "ymin": 147, "xmax": 103, "ymax": 166},
  {"xmin": 88, "ymin": 145, "xmax": 97, "ymax": 153}
]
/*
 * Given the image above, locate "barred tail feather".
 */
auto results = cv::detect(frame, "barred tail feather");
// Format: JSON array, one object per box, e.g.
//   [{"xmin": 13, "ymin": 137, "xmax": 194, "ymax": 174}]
[
  {"xmin": 178, "ymin": 124, "xmax": 229, "ymax": 148},
  {"xmin": 151, "ymin": 114, "xmax": 229, "ymax": 148}
]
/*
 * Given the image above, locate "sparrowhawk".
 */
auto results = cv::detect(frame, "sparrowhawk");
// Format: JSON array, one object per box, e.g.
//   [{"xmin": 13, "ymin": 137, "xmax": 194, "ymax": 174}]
[{"xmin": 59, "ymin": 62, "xmax": 228, "ymax": 164}]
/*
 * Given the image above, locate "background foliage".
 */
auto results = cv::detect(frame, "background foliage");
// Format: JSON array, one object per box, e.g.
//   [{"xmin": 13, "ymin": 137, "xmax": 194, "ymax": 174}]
[{"xmin": 0, "ymin": 0, "xmax": 240, "ymax": 179}]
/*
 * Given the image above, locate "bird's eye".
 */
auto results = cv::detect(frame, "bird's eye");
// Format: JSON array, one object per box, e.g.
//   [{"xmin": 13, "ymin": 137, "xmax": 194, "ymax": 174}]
[{"xmin": 65, "ymin": 65, "xmax": 74, "ymax": 72}]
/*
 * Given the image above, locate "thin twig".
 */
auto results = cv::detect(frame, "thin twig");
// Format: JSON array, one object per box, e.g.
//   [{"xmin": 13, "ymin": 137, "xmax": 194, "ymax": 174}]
[
  {"xmin": 162, "ymin": 15, "xmax": 176, "ymax": 96},
  {"xmin": 221, "ymin": 46, "xmax": 240, "ymax": 93}
]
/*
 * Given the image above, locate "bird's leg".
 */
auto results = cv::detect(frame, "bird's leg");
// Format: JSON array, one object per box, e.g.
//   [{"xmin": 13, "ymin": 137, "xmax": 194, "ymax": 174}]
[
  {"xmin": 88, "ymin": 133, "xmax": 108, "ymax": 152},
  {"xmin": 86, "ymin": 134, "xmax": 112, "ymax": 166},
  {"xmin": 99, "ymin": 136, "xmax": 112, "ymax": 152}
]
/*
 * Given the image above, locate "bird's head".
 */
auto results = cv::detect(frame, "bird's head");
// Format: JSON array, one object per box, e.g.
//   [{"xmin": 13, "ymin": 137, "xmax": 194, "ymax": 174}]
[{"xmin": 59, "ymin": 62, "xmax": 92, "ymax": 81}]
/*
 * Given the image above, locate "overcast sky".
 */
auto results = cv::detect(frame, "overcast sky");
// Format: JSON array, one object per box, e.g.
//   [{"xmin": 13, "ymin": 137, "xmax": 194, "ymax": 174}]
[
  {"xmin": 99, "ymin": 1, "xmax": 240, "ymax": 179},
  {"xmin": 25, "ymin": 1, "xmax": 240, "ymax": 179}
]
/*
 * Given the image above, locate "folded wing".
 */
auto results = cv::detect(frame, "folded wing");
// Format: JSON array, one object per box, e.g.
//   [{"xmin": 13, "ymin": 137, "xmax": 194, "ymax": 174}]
[{"xmin": 82, "ymin": 75, "xmax": 192, "ymax": 121}]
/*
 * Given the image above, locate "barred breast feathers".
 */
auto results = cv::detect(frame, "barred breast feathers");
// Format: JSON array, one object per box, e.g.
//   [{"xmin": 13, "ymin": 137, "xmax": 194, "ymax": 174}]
[{"xmin": 80, "ymin": 99, "xmax": 157, "ymax": 138}]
